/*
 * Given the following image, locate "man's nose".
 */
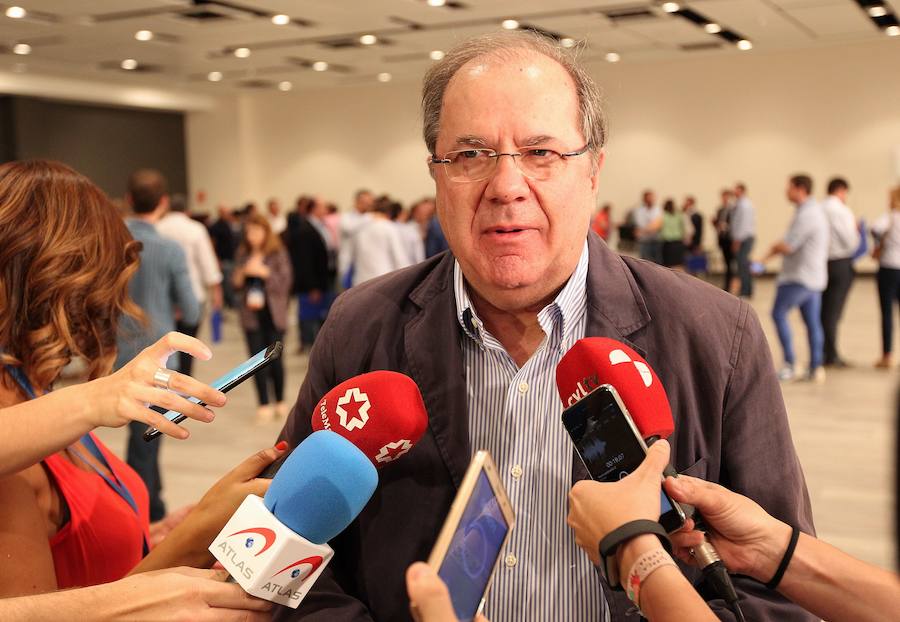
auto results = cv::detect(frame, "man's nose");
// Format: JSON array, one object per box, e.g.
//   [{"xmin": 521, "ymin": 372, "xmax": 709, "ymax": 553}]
[{"xmin": 485, "ymin": 153, "xmax": 529, "ymax": 204}]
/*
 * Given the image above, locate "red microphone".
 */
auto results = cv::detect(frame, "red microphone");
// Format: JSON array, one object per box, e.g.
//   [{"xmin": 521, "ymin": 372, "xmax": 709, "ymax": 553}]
[
  {"xmin": 556, "ymin": 337, "xmax": 673, "ymax": 440},
  {"xmin": 311, "ymin": 371, "xmax": 428, "ymax": 468}
]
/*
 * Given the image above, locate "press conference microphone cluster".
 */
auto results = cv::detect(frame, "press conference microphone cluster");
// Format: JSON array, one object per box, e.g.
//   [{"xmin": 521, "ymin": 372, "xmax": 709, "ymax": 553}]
[{"xmin": 557, "ymin": 337, "xmax": 746, "ymax": 622}]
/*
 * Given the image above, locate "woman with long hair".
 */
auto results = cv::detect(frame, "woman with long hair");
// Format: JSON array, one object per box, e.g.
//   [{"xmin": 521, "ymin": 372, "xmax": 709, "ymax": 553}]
[{"xmin": 233, "ymin": 212, "xmax": 293, "ymax": 423}]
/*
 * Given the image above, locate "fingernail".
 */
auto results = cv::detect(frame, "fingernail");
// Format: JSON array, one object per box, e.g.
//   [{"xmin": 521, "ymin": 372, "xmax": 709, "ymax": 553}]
[
  {"xmin": 275, "ymin": 440, "xmax": 288, "ymax": 451},
  {"xmin": 409, "ymin": 562, "xmax": 432, "ymax": 580},
  {"xmin": 206, "ymin": 409, "xmax": 216, "ymax": 422},
  {"xmin": 215, "ymin": 392, "xmax": 226, "ymax": 405}
]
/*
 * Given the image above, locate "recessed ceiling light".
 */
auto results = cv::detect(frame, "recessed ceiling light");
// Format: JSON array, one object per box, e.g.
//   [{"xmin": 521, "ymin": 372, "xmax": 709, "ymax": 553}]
[
  {"xmin": 605, "ymin": 52, "xmax": 621, "ymax": 63},
  {"xmin": 12, "ymin": 43, "xmax": 31, "ymax": 55},
  {"xmin": 121, "ymin": 58, "xmax": 138, "ymax": 70},
  {"xmin": 135, "ymin": 30, "xmax": 154, "ymax": 41},
  {"xmin": 271, "ymin": 14, "xmax": 290, "ymax": 25},
  {"xmin": 868, "ymin": 5, "xmax": 888, "ymax": 18},
  {"xmin": 5, "ymin": 6, "xmax": 26, "ymax": 19},
  {"xmin": 234, "ymin": 47, "xmax": 251, "ymax": 58},
  {"xmin": 312, "ymin": 61, "xmax": 328, "ymax": 72},
  {"xmin": 501, "ymin": 19, "xmax": 520, "ymax": 30},
  {"xmin": 737, "ymin": 39, "xmax": 753, "ymax": 51},
  {"xmin": 278, "ymin": 81, "xmax": 292, "ymax": 91},
  {"xmin": 662, "ymin": 2, "xmax": 680, "ymax": 13},
  {"xmin": 377, "ymin": 72, "xmax": 392, "ymax": 82},
  {"xmin": 427, "ymin": 0, "xmax": 447, "ymax": 6},
  {"xmin": 560, "ymin": 38, "xmax": 575, "ymax": 48},
  {"xmin": 704, "ymin": 23, "xmax": 722, "ymax": 34},
  {"xmin": 360, "ymin": 34, "xmax": 377, "ymax": 45},
  {"xmin": 208, "ymin": 71, "xmax": 223, "ymax": 82},
  {"xmin": 429, "ymin": 49, "xmax": 445, "ymax": 60},
  {"xmin": 887, "ymin": 25, "xmax": 900, "ymax": 36}
]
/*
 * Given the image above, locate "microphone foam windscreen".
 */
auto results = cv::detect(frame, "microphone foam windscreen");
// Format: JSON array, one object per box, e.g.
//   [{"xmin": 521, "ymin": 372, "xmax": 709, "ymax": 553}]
[
  {"xmin": 311, "ymin": 370, "xmax": 428, "ymax": 468},
  {"xmin": 556, "ymin": 337, "xmax": 674, "ymax": 439},
  {"xmin": 264, "ymin": 431, "xmax": 377, "ymax": 544}
]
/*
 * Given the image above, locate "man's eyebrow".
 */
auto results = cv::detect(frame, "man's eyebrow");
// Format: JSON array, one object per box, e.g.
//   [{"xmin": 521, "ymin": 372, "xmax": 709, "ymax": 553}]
[
  {"xmin": 520, "ymin": 135, "xmax": 556, "ymax": 147},
  {"xmin": 454, "ymin": 135, "xmax": 489, "ymax": 147}
]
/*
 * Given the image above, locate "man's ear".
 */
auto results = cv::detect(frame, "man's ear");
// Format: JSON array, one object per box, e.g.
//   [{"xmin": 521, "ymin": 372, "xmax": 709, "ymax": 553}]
[
  {"xmin": 590, "ymin": 149, "xmax": 606, "ymax": 193},
  {"xmin": 426, "ymin": 156, "xmax": 436, "ymax": 180}
]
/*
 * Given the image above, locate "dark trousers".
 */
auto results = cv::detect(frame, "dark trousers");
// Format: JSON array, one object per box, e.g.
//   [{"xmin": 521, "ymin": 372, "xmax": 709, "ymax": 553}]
[
  {"xmin": 244, "ymin": 306, "xmax": 285, "ymax": 405},
  {"xmin": 127, "ymin": 420, "xmax": 166, "ymax": 521},
  {"xmin": 174, "ymin": 318, "xmax": 199, "ymax": 377},
  {"xmin": 820, "ymin": 258, "xmax": 855, "ymax": 364},
  {"xmin": 639, "ymin": 239, "xmax": 663, "ymax": 264},
  {"xmin": 719, "ymin": 236, "xmax": 734, "ymax": 291},
  {"xmin": 736, "ymin": 237, "xmax": 755, "ymax": 297},
  {"xmin": 877, "ymin": 267, "xmax": 900, "ymax": 356}
]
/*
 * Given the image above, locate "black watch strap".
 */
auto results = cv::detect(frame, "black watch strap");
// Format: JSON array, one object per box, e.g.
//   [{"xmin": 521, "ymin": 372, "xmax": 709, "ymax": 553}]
[{"xmin": 598, "ymin": 519, "xmax": 672, "ymax": 590}]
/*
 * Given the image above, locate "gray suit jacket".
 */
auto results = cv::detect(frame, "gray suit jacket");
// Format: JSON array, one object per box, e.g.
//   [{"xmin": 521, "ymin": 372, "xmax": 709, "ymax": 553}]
[{"xmin": 277, "ymin": 232, "xmax": 816, "ymax": 622}]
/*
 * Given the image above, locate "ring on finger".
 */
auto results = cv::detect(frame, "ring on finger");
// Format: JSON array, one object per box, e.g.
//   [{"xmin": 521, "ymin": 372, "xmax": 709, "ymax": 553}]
[{"xmin": 153, "ymin": 367, "xmax": 174, "ymax": 391}]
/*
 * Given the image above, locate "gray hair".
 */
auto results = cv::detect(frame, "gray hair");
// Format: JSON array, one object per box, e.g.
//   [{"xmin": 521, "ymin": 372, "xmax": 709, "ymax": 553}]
[{"xmin": 421, "ymin": 31, "xmax": 608, "ymax": 156}]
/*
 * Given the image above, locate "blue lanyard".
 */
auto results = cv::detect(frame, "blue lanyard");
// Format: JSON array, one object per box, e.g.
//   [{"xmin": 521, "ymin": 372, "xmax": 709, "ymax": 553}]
[{"xmin": 4, "ymin": 364, "xmax": 149, "ymax": 556}]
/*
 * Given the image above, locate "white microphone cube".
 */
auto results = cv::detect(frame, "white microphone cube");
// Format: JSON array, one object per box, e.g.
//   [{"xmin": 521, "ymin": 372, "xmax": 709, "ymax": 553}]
[{"xmin": 209, "ymin": 494, "xmax": 333, "ymax": 608}]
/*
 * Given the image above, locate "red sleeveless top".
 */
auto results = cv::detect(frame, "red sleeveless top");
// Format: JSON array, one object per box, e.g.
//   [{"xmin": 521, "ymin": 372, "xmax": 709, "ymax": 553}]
[{"xmin": 43, "ymin": 433, "xmax": 150, "ymax": 588}]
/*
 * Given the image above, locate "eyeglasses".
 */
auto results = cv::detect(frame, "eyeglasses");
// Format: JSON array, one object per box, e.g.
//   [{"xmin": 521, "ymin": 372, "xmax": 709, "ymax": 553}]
[{"xmin": 430, "ymin": 144, "xmax": 591, "ymax": 183}]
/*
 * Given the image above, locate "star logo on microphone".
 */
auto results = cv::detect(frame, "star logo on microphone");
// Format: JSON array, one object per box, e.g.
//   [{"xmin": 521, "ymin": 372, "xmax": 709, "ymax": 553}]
[
  {"xmin": 374, "ymin": 439, "xmax": 413, "ymax": 463},
  {"xmin": 609, "ymin": 349, "xmax": 653, "ymax": 388},
  {"xmin": 336, "ymin": 387, "xmax": 370, "ymax": 431}
]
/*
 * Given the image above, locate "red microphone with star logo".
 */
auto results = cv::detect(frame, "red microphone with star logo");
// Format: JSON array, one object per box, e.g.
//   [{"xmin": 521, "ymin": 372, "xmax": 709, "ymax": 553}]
[{"xmin": 311, "ymin": 370, "xmax": 428, "ymax": 467}]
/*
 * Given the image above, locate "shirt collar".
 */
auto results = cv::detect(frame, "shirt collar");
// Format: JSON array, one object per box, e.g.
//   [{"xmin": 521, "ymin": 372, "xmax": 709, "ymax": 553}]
[{"xmin": 454, "ymin": 240, "xmax": 589, "ymax": 349}]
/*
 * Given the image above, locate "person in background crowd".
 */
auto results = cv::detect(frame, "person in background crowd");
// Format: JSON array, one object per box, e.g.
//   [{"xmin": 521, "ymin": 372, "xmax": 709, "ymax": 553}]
[
  {"xmin": 634, "ymin": 190, "xmax": 662, "ymax": 263},
  {"xmin": 659, "ymin": 198, "xmax": 686, "ymax": 270},
  {"xmin": 338, "ymin": 189, "xmax": 375, "ymax": 284},
  {"xmin": 266, "ymin": 198, "xmax": 287, "ymax": 236},
  {"xmin": 233, "ymin": 213, "xmax": 293, "ymax": 423},
  {"xmin": 820, "ymin": 177, "xmax": 860, "ymax": 368},
  {"xmin": 683, "ymin": 195, "xmax": 703, "ymax": 253},
  {"xmin": 285, "ymin": 197, "xmax": 330, "ymax": 352},
  {"xmin": 208, "ymin": 205, "xmax": 240, "ymax": 308},
  {"xmin": 762, "ymin": 174, "xmax": 829, "ymax": 383},
  {"xmin": 731, "ymin": 182, "xmax": 756, "ymax": 298},
  {"xmin": 116, "ymin": 169, "xmax": 199, "ymax": 522},
  {"xmin": 156, "ymin": 193, "xmax": 223, "ymax": 376},
  {"xmin": 591, "ymin": 202, "xmax": 612, "ymax": 241},
  {"xmin": 420, "ymin": 196, "xmax": 450, "ymax": 258},
  {"xmin": 392, "ymin": 201, "xmax": 426, "ymax": 266},
  {"xmin": 871, "ymin": 184, "xmax": 900, "ymax": 369},
  {"xmin": 347, "ymin": 196, "xmax": 411, "ymax": 286},
  {"xmin": 713, "ymin": 188, "xmax": 736, "ymax": 292}
]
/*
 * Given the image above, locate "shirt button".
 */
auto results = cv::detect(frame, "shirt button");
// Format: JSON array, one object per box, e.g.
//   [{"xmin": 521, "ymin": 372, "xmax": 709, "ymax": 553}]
[
  {"xmin": 517, "ymin": 382, "xmax": 529, "ymax": 394},
  {"xmin": 510, "ymin": 465, "xmax": 523, "ymax": 479},
  {"xmin": 505, "ymin": 553, "xmax": 518, "ymax": 568}
]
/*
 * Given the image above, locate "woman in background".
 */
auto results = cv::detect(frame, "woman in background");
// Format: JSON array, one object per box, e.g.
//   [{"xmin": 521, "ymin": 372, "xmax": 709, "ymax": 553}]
[
  {"xmin": 660, "ymin": 198, "xmax": 687, "ymax": 270},
  {"xmin": 233, "ymin": 212, "xmax": 293, "ymax": 422},
  {"xmin": 871, "ymin": 185, "xmax": 900, "ymax": 369}
]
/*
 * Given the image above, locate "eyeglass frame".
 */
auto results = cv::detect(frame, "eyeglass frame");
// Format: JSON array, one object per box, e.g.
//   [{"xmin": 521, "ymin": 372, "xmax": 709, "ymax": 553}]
[{"xmin": 429, "ymin": 143, "xmax": 592, "ymax": 183}]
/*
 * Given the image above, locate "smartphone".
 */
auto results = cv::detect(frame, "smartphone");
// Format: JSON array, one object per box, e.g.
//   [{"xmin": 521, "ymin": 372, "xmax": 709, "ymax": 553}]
[
  {"xmin": 142, "ymin": 342, "xmax": 283, "ymax": 442},
  {"xmin": 561, "ymin": 384, "xmax": 686, "ymax": 533},
  {"xmin": 427, "ymin": 451, "xmax": 515, "ymax": 622}
]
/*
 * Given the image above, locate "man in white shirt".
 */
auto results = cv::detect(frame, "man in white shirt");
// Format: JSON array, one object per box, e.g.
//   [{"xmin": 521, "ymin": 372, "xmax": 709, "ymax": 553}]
[
  {"xmin": 731, "ymin": 182, "xmax": 757, "ymax": 297},
  {"xmin": 633, "ymin": 190, "xmax": 662, "ymax": 264},
  {"xmin": 348, "ymin": 200, "xmax": 411, "ymax": 286},
  {"xmin": 156, "ymin": 194, "xmax": 223, "ymax": 375},
  {"xmin": 266, "ymin": 198, "xmax": 288, "ymax": 236},
  {"xmin": 820, "ymin": 177, "xmax": 860, "ymax": 368}
]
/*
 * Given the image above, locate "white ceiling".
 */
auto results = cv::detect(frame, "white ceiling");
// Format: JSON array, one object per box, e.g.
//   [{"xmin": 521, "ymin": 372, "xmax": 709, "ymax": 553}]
[{"xmin": 0, "ymin": 0, "xmax": 896, "ymax": 94}]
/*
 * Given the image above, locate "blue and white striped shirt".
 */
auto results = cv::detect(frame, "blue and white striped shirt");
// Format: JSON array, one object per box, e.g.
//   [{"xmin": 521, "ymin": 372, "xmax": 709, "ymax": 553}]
[{"xmin": 454, "ymin": 242, "xmax": 607, "ymax": 622}]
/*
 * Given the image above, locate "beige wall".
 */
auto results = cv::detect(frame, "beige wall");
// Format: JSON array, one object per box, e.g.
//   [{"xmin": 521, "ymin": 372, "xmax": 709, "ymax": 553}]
[{"xmin": 185, "ymin": 38, "xmax": 900, "ymax": 261}]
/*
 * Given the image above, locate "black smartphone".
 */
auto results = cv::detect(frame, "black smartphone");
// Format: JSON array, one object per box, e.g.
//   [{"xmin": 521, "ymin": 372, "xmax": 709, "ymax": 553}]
[
  {"xmin": 142, "ymin": 342, "xmax": 283, "ymax": 442},
  {"xmin": 561, "ymin": 384, "xmax": 686, "ymax": 533}
]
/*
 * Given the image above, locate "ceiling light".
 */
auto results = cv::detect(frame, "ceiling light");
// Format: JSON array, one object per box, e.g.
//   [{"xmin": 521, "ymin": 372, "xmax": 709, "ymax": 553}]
[
  {"xmin": 278, "ymin": 81, "xmax": 292, "ymax": 91},
  {"xmin": 121, "ymin": 58, "xmax": 138, "ymax": 70},
  {"xmin": 429, "ymin": 49, "xmax": 445, "ymax": 60},
  {"xmin": 135, "ymin": 30, "xmax": 154, "ymax": 41},
  {"xmin": 605, "ymin": 52, "xmax": 621, "ymax": 63},
  {"xmin": 887, "ymin": 25, "xmax": 900, "ymax": 36},
  {"xmin": 12, "ymin": 43, "xmax": 31, "ymax": 55},
  {"xmin": 868, "ymin": 5, "xmax": 888, "ymax": 18},
  {"xmin": 427, "ymin": 0, "xmax": 447, "ymax": 6},
  {"xmin": 662, "ymin": 2, "xmax": 680, "ymax": 13},
  {"xmin": 377, "ymin": 72, "xmax": 392, "ymax": 82},
  {"xmin": 5, "ymin": 6, "xmax": 26, "ymax": 19},
  {"xmin": 560, "ymin": 38, "xmax": 575, "ymax": 48},
  {"xmin": 312, "ymin": 61, "xmax": 328, "ymax": 72},
  {"xmin": 271, "ymin": 14, "xmax": 290, "ymax": 25},
  {"xmin": 501, "ymin": 19, "xmax": 520, "ymax": 30},
  {"xmin": 207, "ymin": 71, "xmax": 223, "ymax": 82},
  {"xmin": 737, "ymin": 39, "xmax": 753, "ymax": 50},
  {"xmin": 234, "ymin": 47, "xmax": 251, "ymax": 58},
  {"xmin": 704, "ymin": 23, "xmax": 722, "ymax": 34},
  {"xmin": 360, "ymin": 34, "xmax": 377, "ymax": 45}
]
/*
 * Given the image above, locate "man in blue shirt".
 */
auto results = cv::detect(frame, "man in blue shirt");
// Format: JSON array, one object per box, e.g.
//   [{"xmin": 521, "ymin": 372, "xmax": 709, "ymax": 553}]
[{"xmin": 115, "ymin": 169, "xmax": 199, "ymax": 520}]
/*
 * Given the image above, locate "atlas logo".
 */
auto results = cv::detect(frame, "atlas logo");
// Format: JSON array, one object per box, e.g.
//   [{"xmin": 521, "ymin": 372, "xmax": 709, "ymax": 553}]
[
  {"xmin": 228, "ymin": 527, "xmax": 277, "ymax": 557},
  {"xmin": 336, "ymin": 387, "xmax": 371, "ymax": 431},
  {"xmin": 566, "ymin": 373, "xmax": 601, "ymax": 406},
  {"xmin": 272, "ymin": 555, "xmax": 324, "ymax": 581},
  {"xmin": 609, "ymin": 349, "xmax": 653, "ymax": 387},
  {"xmin": 374, "ymin": 439, "xmax": 412, "ymax": 463}
]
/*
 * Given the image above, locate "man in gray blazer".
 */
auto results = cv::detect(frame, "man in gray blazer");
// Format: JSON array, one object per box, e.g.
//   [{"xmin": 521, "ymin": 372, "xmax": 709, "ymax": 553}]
[{"xmin": 277, "ymin": 31, "xmax": 815, "ymax": 622}]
